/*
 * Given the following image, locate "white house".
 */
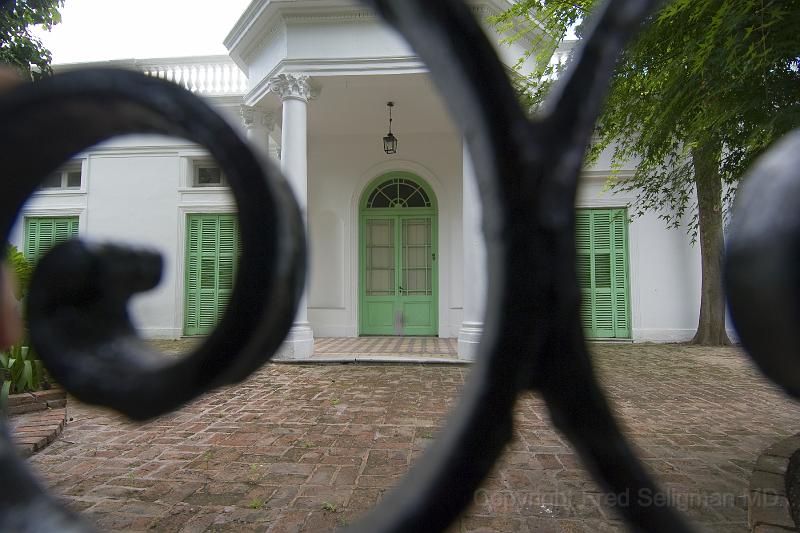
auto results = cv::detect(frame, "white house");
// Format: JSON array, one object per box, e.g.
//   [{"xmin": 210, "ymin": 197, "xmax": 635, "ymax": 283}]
[{"xmin": 11, "ymin": 0, "xmax": 709, "ymax": 360}]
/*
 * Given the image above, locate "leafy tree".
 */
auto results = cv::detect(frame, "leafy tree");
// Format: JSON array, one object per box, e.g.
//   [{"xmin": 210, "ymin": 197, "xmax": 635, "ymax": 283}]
[
  {"xmin": 0, "ymin": 0, "xmax": 64, "ymax": 80},
  {"xmin": 495, "ymin": 0, "xmax": 800, "ymax": 345}
]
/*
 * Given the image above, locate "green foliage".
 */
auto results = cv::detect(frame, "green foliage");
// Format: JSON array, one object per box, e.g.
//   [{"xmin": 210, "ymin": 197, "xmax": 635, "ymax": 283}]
[
  {"xmin": 495, "ymin": 0, "xmax": 800, "ymax": 232},
  {"xmin": 491, "ymin": 0, "xmax": 593, "ymax": 109},
  {"xmin": 0, "ymin": 342, "xmax": 45, "ymax": 411},
  {"xmin": 0, "ymin": 0, "xmax": 64, "ymax": 81},
  {"xmin": 5, "ymin": 244, "xmax": 32, "ymax": 300},
  {"xmin": 247, "ymin": 498, "xmax": 264, "ymax": 510}
]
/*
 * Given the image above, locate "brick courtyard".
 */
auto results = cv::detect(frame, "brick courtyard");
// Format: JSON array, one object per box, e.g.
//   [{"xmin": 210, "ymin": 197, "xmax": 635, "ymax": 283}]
[{"xmin": 22, "ymin": 344, "xmax": 800, "ymax": 532}]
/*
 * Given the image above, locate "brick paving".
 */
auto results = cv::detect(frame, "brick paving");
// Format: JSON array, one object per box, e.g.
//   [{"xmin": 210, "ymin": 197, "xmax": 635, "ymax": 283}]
[
  {"xmin": 8, "ymin": 406, "xmax": 67, "ymax": 458},
  {"xmin": 21, "ymin": 344, "xmax": 800, "ymax": 532}
]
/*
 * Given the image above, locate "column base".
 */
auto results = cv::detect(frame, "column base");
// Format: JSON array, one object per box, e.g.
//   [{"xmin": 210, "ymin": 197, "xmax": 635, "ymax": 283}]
[
  {"xmin": 457, "ymin": 322, "xmax": 483, "ymax": 361},
  {"xmin": 274, "ymin": 323, "xmax": 314, "ymax": 360}
]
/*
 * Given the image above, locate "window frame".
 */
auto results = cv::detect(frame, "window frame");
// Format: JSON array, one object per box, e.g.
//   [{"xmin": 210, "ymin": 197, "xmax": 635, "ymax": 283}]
[
  {"xmin": 192, "ymin": 161, "xmax": 228, "ymax": 188},
  {"xmin": 36, "ymin": 160, "xmax": 85, "ymax": 194}
]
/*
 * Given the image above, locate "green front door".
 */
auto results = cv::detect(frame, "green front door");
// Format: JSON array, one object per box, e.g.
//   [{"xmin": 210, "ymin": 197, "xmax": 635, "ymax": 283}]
[
  {"xmin": 184, "ymin": 213, "xmax": 240, "ymax": 336},
  {"xmin": 575, "ymin": 208, "xmax": 630, "ymax": 339},
  {"xmin": 360, "ymin": 173, "xmax": 437, "ymax": 336}
]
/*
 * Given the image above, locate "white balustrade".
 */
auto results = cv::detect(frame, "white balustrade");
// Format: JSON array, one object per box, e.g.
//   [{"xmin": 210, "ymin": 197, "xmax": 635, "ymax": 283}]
[{"xmin": 137, "ymin": 57, "xmax": 247, "ymax": 95}]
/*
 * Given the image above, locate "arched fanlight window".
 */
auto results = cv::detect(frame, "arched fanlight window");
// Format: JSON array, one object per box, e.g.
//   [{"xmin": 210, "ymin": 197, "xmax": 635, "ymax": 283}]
[{"xmin": 366, "ymin": 178, "xmax": 431, "ymax": 209}]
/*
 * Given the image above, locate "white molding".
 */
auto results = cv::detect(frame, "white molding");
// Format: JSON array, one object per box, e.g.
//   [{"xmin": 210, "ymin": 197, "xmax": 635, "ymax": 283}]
[
  {"xmin": 88, "ymin": 147, "xmax": 183, "ymax": 157},
  {"xmin": 574, "ymin": 198, "xmax": 630, "ymax": 209},
  {"xmin": 20, "ymin": 207, "xmax": 85, "ymax": 217},
  {"xmin": 245, "ymin": 56, "xmax": 426, "ymax": 106},
  {"xmin": 30, "ymin": 190, "xmax": 86, "ymax": 198},
  {"xmin": 581, "ymin": 169, "xmax": 636, "ymax": 179},
  {"xmin": 283, "ymin": 9, "xmax": 377, "ymax": 25}
]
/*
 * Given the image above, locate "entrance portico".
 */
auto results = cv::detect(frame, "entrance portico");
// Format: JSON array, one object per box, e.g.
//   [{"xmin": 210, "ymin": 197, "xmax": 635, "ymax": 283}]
[{"xmin": 222, "ymin": 1, "xmax": 531, "ymax": 360}]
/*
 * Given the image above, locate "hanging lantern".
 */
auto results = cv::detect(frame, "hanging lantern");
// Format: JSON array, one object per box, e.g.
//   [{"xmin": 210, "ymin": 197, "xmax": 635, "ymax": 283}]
[{"xmin": 383, "ymin": 102, "xmax": 398, "ymax": 155}]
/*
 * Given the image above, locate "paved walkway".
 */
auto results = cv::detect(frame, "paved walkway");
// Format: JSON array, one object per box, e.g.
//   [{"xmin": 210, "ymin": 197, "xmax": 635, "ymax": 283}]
[{"xmin": 23, "ymin": 344, "xmax": 800, "ymax": 532}]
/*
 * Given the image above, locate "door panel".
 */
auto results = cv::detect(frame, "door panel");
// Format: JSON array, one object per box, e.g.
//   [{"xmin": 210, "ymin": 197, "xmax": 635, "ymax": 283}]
[
  {"xmin": 360, "ymin": 215, "xmax": 437, "ymax": 336},
  {"xmin": 399, "ymin": 217, "xmax": 435, "ymax": 334},
  {"xmin": 363, "ymin": 218, "xmax": 398, "ymax": 335}
]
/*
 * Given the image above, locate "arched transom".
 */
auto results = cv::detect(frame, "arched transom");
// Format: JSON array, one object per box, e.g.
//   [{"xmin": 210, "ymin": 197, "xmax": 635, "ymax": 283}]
[{"xmin": 366, "ymin": 177, "xmax": 432, "ymax": 209}]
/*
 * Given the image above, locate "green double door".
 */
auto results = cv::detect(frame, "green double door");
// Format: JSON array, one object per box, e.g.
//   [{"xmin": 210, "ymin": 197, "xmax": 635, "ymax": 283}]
[
  {"xmin": 575, "ymin": 208, "xmax": 630, "ymax": 339},
  {"xmin": 360, "ymin": 215, "xmax": 437, "ymax": 336},
  {"xmin": 184, "ymin": 214, "xmax": 240, "ymax": 336}
]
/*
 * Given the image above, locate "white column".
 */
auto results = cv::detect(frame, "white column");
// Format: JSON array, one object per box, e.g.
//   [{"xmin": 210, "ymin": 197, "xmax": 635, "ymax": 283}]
[
  {"xmin": 269, "ymin": 73, "xmax": 317, "ymax": 359},
  {"xmin": 458, "ymin": 142, "xmax": 487, "ymax": 361}
]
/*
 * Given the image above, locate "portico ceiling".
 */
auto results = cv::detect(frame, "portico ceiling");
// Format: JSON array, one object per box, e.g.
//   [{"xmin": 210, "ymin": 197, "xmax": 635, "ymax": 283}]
[{"xmin": 264, "ymin": 72, "xmax": 459, "ymax": 136}]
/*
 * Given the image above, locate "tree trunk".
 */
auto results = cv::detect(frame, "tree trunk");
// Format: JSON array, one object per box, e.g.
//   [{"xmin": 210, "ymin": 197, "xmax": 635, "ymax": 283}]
[{"xmin": 691, "ymin": 142, "xmax": 731, "ymax": 346}]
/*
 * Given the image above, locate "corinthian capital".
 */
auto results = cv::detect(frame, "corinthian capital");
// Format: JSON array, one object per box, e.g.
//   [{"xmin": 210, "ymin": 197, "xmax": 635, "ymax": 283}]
[
  {"xmin": 240, "ymin": 105, "xmax": 258, "ymax": 128},
  {"xmin": 241, "ymin": 106, "xmax": 279, "ymax": 131},
  {"xmin": 268, "ymin": 73, "xmax": 317, "ymax": 102}
]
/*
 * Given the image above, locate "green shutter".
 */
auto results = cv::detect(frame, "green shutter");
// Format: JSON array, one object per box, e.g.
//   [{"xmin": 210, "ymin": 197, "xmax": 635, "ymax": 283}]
[
  {"xmin": 576, "ymin": 208, "xmax": 630, "ymax": 339},
  {"xmin": 611, "ymin": 210, "xmax": 631, "ymax": 338},
  {"xmin": 184, "ymin": 214, "xmax": 240, "ymax": 336},
  {"xmin": 24, "ymin": 216, "xmax": 79, "ymax": 264}
]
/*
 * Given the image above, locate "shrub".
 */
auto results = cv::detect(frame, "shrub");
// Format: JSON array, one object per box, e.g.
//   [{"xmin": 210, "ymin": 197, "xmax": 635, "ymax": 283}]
[
  {"xmin": 5, "ymin": 244, "xmax": 32, "ymax": 300},
  {"xmin": 0, "ymin": 343, "xmax": 46, "ymax": 412}
]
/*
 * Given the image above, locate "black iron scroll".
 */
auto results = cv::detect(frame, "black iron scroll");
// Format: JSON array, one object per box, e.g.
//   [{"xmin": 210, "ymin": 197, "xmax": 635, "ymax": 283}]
[{"xmin": 0, "ymin": 0, "xmax": 796, "ymax": 531}]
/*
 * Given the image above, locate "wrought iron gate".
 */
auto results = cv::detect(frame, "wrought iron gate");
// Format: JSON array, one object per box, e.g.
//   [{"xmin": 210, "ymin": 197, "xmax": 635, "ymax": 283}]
[{"xmin": 0, "ymin": 0, "xmax": 798, "ymax": 531}]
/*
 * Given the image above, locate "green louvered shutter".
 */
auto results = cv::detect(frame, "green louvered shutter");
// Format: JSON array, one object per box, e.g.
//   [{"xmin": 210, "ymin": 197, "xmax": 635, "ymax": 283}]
[
  {"xmin": 216, "ymin": 216, "xmax": 239, "ymax": 321},
  {"xmin": 184, "ymin": 216, "xmax": 201, "ymax": 335},
  {"xmin": 184, "ymin": 214, "xmax": 240, "ymax": 336},
  {"xmin": 575, "ymin": 211, "xmax": 594, "ymax": 331},
  {"xmin": 611, "ymin": 210, "xmax": 631, "ymax": 338},
  {"xmin": 24, "ymin": 216, "xmax": 79, "ymax": 264},
  {"xmin": 576, "ymin": 208, "xmax": 630, "ymax": 339}
]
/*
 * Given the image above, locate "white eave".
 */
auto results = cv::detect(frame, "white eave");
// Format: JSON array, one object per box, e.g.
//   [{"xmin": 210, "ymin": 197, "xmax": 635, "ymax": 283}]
[{"xmin": 224, "ymin": 0, "xmax": 526, "ymax": 74}]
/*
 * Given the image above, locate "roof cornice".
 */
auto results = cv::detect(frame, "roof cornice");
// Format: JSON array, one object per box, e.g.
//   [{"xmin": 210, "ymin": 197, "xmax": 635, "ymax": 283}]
[{"xmin": 224, "ymin": 0, "xmax": 523, "ymax": 71}]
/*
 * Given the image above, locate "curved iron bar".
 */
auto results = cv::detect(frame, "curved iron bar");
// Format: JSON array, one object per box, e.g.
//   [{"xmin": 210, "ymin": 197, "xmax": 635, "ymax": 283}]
[
  {"xmin": 726, "ymin": 131, "xmax": 800, "ymax": 399},
  {"xmin": 0, "ymin": 0, "xmax": 794, "ymax": 531}
]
